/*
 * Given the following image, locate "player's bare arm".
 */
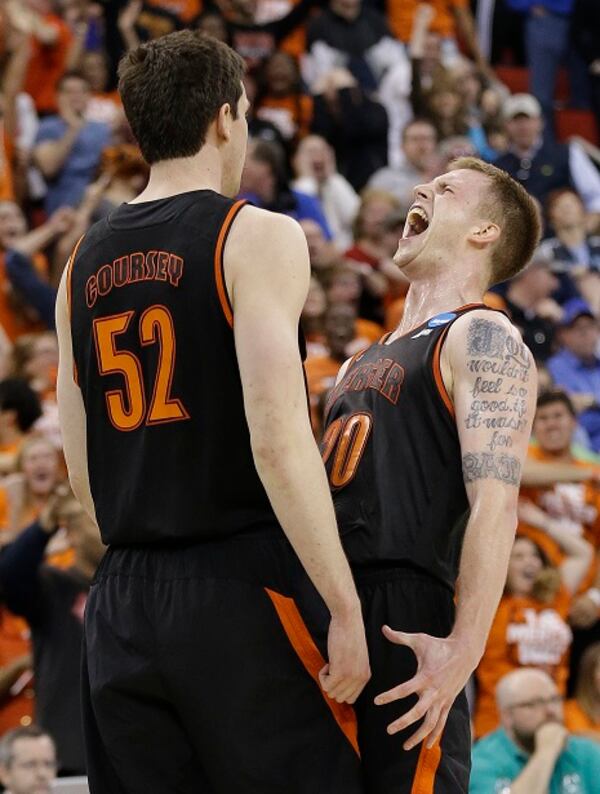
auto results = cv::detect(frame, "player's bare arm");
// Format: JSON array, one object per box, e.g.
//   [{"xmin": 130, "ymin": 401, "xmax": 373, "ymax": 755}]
[
  {"xmin": 375, "ymin": 310, "xmax": 536, "ymax": 749},
  {"xmin": 55, "ymin": 266, "xmax": 97, "ymax": 523},
  {"xmin": 225, "ymin": 206, "xmax": 370, "ymax": 704}
]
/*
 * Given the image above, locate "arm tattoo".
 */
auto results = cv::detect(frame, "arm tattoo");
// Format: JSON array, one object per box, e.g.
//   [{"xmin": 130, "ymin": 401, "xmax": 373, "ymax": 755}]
[
  {"xmin": 462, "ymin": 317, "xmax": 534, "ymax": 470},
  {"xmin": 462, "ymin": 452, "xmax": 521, "ymax": 486}
]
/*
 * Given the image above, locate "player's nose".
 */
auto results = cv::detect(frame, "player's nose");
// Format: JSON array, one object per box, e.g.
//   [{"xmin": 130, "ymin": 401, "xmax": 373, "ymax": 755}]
[{"xmin": 412, "ymin": 183, "xmax": 433, "ymax": 203}]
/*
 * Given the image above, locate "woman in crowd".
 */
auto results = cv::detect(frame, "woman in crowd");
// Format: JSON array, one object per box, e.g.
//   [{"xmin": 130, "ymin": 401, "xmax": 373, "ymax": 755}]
[{"xmin": 473, "ymin": 523, "xmax": 592, "ymax": 738}]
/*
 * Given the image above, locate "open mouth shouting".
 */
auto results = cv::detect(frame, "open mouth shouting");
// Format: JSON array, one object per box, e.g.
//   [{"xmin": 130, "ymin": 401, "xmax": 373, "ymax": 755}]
[{"xmin": 402, "ymin": 205, "xmax": 431, "ymax": 239}]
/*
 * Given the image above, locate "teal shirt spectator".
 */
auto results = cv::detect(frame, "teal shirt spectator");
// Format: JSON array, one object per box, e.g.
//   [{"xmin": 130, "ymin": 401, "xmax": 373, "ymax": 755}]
[{"xmin": 470, "ymin": 728, "xmax": 600, "ymax": 794}]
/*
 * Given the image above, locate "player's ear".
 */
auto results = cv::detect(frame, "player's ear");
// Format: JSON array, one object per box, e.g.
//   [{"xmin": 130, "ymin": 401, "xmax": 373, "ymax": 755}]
[
  {"xmin": 468, "ymin": 222, "xmax": 501, "ymax": 248},
  {"xmin": 216, "ymin": 102, "xmax": 233, "ymax": 143}
]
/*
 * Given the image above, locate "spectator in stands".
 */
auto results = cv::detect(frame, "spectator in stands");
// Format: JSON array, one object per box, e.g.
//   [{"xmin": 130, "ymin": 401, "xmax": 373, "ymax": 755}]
[
  {"xmin": 299, "ymin": 218, "xmax": 343, "ymax": 275},
  {"xmin": 473, "ymin": 528, "xmax": 590, "ymax": 737},
  {"xmin": 0, "ymin": 381, "xmax": 42, "ymax": 477},
  {"xmin": 240, "ymin": 139, "xmax": 332, "ymax": 237},
  {"xmin": 519, "ymin": 390, "xmax": 600, "ymax": 679},
  {"xmin": 0, "ymin": 437, "xmax": 65, "ymax": 547},
  {"xmin": 310, "ymin": 68, "xmax": 388, "ymax": 191},
  {"xmin": 254, "ymin": 52, "xmax": 312, "ymax": 145},
  {"xmin": 304, "ymin": 301, "xmax": 357, "ymax": 435},
  {"xmin": 565, "ymin": 642, "xmax": 600, "ymax": 740},
  {"xmin": 306, "ymin": 0, "xmax": 407, "ymax": 92},
  {"xmin": 14, "ymin": 0, "xmax": 73, "ymax": 117},
  {"xmin": 292, "ymin": 136, "xmax": 360, "ymax": 249},
  {"xmin": 547, "ymin": 299, "xmax": 600, "ymax": 451},
  {"xmin": 345, "ymin": 190, "xmax": 405, "ymax": 322},
  {"xmin": 367, "ymin": 119, "xmax": 438, "ymax": 209},
  {"xmin": 0, "ymin": 486, "xmax": 105, "ymax": 775},
  {"xmin": 471, "ymin": 668, "xmax": 600, "ymax": 793},
  {"xmin": 539, "ymin": 189, "xmax": 600, "ymax": 313},
  {"xmin": 33, "ymin": 71, "xmax": 111, "ymax": 215},
  {"xmin": 386, "ymin": 0, "xmax": 490, "ymax": 71},
  {"xmin": 494, "ymin": 94, "xmax": 600, "ymax": 216},
  {"xmin": 80, "ymin": 50, "xmax": 124, "ymax": 132},
  {"xmin": 0, "ymin": 725, "xmax": 57, "ymax": 794},
  {"xmin": 505, "ymin": 0, "xmax": 589, "ymax": 135},
  {"xmin": 504, "ymin": 249, "xmax": 561, "ymax": 362},
  {"xmin": 301, "ymin": 276, "xmax": 328, "ymax": 358}
]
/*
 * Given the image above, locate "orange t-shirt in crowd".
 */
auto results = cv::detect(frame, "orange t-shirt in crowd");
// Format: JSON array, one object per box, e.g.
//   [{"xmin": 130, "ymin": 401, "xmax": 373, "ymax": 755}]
[
  {"xmin": 0, "ymin": 609, "xmax": 33, "ymax": 736},
  {"xmin": 256, "ymin": 94, "xmax": 313, "ymax": 141},
  {"xmin": 137, "ymin": 0, "xmax": 202, "ymax": 38},
  {"xmin": 474, "ymin": 587, "xmax": 573, "ymax": 738},
  {"xmin": 386, "ymin": 0, "xmax": 467, "ymax": 43},
  {"xmin": 519, "ymin": 446, "xmax": 600, "ymax": 594},
  {"xmin": 305, "ymin": 354, "xmax": 342, "ymax": 434},
  {"xmin": 23, "ymin": 15, "xmax": 73, "ymax": 115},
  {"xmin": 564, "ymin": 699, "xmax": 600, "ymax": 739}
]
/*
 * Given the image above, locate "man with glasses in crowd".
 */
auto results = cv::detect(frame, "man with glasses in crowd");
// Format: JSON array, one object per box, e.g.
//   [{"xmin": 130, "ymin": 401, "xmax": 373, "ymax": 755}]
[{"xmin": 470, "ymin": 667, "xmax": 600, "ymax": 793}]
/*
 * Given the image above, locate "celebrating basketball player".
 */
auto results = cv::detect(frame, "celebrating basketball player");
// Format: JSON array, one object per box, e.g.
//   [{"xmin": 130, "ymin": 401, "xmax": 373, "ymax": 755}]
[
  {"xmin": 55, "ymin": 31, "xmax": 369, "ymax": 794},
  {"xmin": 322, "ymin": 157, "xmax": 540, "ymax": 792}
]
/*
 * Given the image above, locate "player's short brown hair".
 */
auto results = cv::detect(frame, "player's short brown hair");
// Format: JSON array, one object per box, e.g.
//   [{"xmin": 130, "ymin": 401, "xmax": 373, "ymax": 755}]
[
  {"xmin": 118, "ymin": 31, "xmax": 245, "ymax": 165},
  {"xmin": 449, "ymin": 156, "xmax": 541, "ymax": 287}
]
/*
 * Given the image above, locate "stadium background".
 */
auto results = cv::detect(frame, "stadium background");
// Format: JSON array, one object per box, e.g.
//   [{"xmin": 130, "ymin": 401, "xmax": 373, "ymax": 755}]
[{"xmin": 0, "ymin": 0, "xmax": 599, "ymax": 788}]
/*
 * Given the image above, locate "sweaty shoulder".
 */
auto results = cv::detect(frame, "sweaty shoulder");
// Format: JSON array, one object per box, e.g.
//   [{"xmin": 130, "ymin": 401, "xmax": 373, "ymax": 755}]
[{"xmin": 224, "ymin": 206, "xmax": 310, "ymax": 298}]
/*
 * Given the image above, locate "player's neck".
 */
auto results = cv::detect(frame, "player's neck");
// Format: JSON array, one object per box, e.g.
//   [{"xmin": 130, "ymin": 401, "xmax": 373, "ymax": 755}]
[
  {"xmin": 132, "ymin": 149, "xmax": 225, "ymax": 202},
  {"xmin": 396, "ymin": 279, "xmax": 484, "ymax": 336}
]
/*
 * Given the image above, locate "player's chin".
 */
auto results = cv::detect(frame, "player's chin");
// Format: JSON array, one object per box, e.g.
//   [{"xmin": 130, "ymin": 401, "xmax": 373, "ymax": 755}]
[{"xmin": 393, "ymin": 236, "xmax": 426, "ymax": 268}]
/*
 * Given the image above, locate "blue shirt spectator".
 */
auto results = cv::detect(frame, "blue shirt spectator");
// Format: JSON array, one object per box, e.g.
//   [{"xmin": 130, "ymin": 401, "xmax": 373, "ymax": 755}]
[
  {"xmin": 547, "ymin": 298, "xmax": 600, "ymax": 451},
  {"xmin": 471, "ymin": 668, "xmax": 600, "ymax": 794},
  {"xmin": 33, "ymin": 72, "xmax": 110, "ymax": 215}
]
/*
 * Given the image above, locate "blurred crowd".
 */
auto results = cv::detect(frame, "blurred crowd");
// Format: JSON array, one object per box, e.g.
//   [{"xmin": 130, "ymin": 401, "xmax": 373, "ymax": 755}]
[{"xmin": 0, "ymin": 0, "xmax": 598, "ymax": 790}]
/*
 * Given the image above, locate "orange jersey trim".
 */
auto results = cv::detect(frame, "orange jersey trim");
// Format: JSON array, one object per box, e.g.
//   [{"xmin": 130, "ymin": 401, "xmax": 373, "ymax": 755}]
[
  {"xmin": 432, "ymin": 324, "xmax": 454, "ymax": 418},
  {"xmin": 411, "ymin": 739, "xmax": 442, "ymax": 794},
  {"xmin": 264, "ymin": 587, "xmax": 360, "ymax": 756},
  {"xmin": 213, "ymin": 200, "xmax": 246, "ymax": 329},
  {"xmin": 66, "ymin": 234, "xmax": 85, "ymax": 320},
  {"xmin": 66, "ymin": 235, "xmax": 85, "ymax": 386}
]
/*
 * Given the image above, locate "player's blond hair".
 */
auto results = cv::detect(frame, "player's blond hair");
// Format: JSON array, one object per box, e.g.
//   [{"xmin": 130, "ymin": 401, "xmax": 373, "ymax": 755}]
[{"xmin": 449, "ymin": 157, "xmax": 541, "ymax": 287}]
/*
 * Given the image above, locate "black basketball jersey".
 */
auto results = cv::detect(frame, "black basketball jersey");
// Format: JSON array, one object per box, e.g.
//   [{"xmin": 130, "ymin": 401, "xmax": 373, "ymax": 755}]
[
  {"xmin": 68, "ymin": 190, "xmax": 283, "ymax": 546},
  {"xmin": 322, "ymin": 303, "xmax": 490, "ymax": 591}
]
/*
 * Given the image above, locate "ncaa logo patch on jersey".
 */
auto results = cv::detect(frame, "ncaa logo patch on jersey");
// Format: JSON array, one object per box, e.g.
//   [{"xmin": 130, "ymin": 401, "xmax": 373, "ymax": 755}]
[{"xmin": 428, "ymin": 312, "xmax": 457, "ymax": 328}]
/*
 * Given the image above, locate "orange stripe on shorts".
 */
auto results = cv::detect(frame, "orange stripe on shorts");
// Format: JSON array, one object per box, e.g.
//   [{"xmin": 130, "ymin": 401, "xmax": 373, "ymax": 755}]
[
  {"xmin": 411, "ymin": 739, "xmax": 442, "ymax": 794},
  {"xmin": 264, "ymin": 587, "xmax": 360, "ymax": 757}
]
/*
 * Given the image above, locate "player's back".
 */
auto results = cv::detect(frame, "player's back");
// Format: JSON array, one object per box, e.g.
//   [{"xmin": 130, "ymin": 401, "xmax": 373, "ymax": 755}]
[{"xmin": 69, "ymin": 190, "xmax": 280, "ymax": 546}]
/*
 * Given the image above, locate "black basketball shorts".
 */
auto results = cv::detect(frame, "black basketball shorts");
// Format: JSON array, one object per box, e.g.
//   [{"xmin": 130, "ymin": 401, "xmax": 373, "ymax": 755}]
[
  {"xmin": 354, "ymin": 566, "xmax": 471, "ymax": 794},
  {"xmin": 82, "ymin": 531, "xmax": 363, "ymax": 794}
]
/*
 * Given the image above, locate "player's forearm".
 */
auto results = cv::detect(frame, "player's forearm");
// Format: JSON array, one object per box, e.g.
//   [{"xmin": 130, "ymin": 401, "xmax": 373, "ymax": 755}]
[
  {"xmin": 510, "ymin": 748, "xmax": 560, "ymax": 794},
  {"xmin": 252, "ymin": 422, "xmax": 361, "ymax": 617},
  {"xmin": 451, "ymin": 491, "xmax": 517, "ymax": 664}
]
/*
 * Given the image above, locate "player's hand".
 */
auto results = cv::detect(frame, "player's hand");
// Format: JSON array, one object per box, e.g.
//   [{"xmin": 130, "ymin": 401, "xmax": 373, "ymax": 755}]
[
  {"xmin": 375, "ymin": 627, "xmax": 477, "ymax": 750},
  {"xmin": 319, "ymin": 605, "xmax": 370, "ymax": 704}
]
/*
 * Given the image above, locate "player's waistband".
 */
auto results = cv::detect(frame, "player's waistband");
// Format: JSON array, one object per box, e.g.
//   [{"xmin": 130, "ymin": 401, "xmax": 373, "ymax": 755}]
[
  {"xmin": 352, "ymin": 560, "xmax": 455, "ymax": 594},
  {"xmin": 95, "ymin": 527, "xmax": 304, "ymax": 592}
]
